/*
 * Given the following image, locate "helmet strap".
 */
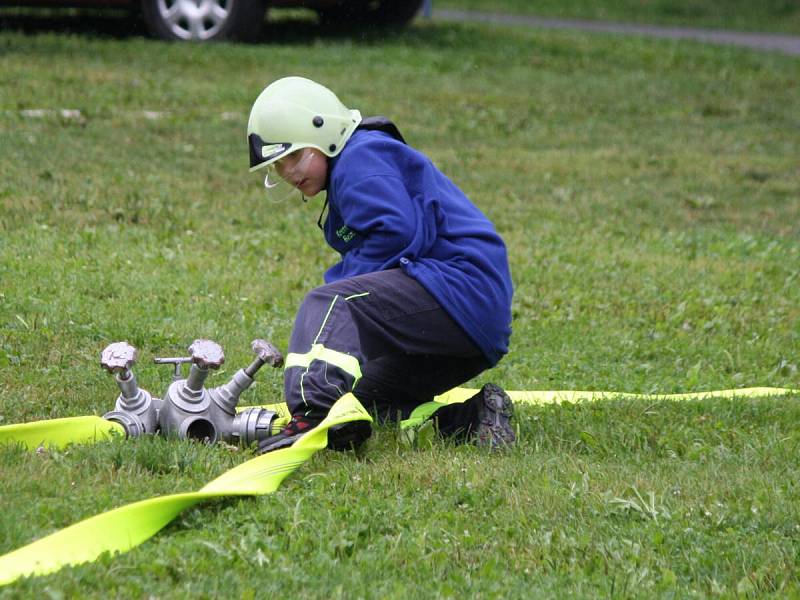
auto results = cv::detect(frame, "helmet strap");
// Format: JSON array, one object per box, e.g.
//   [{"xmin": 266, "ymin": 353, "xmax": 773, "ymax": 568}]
[{"xmin": 316, "ymin": 196, "xmax": 329, "ymax": 230}]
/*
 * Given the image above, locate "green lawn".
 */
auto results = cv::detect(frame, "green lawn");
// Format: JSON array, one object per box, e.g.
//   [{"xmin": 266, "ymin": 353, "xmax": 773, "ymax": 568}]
[
  {"xmin": 437, "ymin": 0, "xmax": 800, "ymax": 34},
  {"xmin": 1, "ymin": 15, "xmax": 799, "ymax": 599}
]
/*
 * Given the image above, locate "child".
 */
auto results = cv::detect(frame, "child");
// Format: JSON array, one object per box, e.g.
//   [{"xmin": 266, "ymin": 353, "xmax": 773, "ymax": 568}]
[{"xmin": 247, "ymin": 77, "xmax": 515, "ymax": 453}]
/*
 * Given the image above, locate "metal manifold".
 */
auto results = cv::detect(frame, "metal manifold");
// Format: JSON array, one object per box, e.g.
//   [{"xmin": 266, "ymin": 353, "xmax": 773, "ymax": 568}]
[{"xmin": 99, "ymin": 338, "xmax": 284, "ymax": 446}]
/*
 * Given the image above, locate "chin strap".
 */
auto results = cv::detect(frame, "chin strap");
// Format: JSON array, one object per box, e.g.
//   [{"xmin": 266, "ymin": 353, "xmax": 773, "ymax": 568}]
[{"xmin": 316, "ymin": 195, "xmax": 330, "ymax": 230}]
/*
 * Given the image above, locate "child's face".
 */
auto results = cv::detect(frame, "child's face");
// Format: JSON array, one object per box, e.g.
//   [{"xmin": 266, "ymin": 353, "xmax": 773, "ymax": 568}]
[{"xmin": 274, "ymin": 148, "xmax": 328, "ymax": 198}]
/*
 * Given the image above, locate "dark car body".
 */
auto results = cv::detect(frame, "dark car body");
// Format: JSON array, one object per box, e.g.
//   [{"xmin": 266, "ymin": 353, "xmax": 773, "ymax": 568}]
[{"xmin": 0, "ymin": 0, "xmax": 426, "ymax": 41}]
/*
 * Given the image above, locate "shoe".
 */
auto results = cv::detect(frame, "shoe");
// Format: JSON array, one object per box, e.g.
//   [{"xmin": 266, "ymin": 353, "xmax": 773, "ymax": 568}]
[
  {"xmin": 257, "ymin": 415, "xmax": 319, "ymax": 454},
  {"xmin": 328, "ymin": 421, "xmax": 372, "ymax": 452},
  {"xmin": 473, "ymin": 383, "xmax": 515, "ymax": 449}
]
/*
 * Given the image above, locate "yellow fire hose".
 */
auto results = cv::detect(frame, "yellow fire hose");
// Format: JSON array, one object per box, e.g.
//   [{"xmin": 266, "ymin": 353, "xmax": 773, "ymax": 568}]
[
  {"xmin": 0, "ymin": 385, "xmax": 796, "ymax": 586},
  {"xmin": 0, "ymin": 393, "xmax": 370, "ymax": 586}
]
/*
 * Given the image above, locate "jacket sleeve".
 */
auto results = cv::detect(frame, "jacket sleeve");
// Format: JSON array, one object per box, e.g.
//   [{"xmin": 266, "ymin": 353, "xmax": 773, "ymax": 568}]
[{"xmin": 324, "ymin": 173, "xmax": 437, "ymax": 282}]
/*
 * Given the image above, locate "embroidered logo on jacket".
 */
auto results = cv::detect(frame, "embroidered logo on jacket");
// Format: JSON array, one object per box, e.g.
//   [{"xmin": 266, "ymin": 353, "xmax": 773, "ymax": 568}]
[{"xmin": 336, "ymin": 225, "xmax": 357, "ymax": 243}]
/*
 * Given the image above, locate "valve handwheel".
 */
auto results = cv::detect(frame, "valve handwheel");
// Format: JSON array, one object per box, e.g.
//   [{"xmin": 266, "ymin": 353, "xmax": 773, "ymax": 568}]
[
  {"xmin": 188, "ymin": 339, "xmax": 225, "ymax": 370},
  {"xmin": 100, "ymin": 342, "xmax": 138, "ymax": 375},
  {"xmin": 251, "ymin": 339, "xmax": 284, "ymax": 368}
]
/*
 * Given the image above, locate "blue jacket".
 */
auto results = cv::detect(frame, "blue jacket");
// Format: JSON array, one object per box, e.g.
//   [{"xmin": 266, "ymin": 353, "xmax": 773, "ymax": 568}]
[{"xmin": 323, "ymin": 128, "xmax": 513, "ymax": 366}]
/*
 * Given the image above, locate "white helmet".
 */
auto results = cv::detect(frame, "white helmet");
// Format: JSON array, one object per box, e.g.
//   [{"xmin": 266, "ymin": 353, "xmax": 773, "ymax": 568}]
[{"xmin": 247, "ymin": 77, "xmax": 362, "ymax": 172}]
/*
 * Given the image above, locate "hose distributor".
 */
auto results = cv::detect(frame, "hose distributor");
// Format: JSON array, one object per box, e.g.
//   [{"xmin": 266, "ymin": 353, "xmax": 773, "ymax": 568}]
[{"xmin": 100, "ymin": 338, "xmax": 283, "ymax": 446}]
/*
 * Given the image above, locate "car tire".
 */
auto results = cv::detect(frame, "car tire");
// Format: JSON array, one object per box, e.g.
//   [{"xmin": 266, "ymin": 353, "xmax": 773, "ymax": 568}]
[
  {"xmin": 140, "ymin": 0, "xmax": 267, "ymax": 41},
  {"xmin": 318, "ymin": 0, "xmax": 424, "ymax": 28}
]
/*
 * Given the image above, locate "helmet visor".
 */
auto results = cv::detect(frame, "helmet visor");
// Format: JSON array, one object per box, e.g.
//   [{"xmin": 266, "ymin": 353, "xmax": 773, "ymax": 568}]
[
  {"xmin": 262, "ymin": 148, "xmax": 316, "ymax": 202},
  {"xmin": 249, "ymin": 133, "xmax": 293, "ymax": 171}
]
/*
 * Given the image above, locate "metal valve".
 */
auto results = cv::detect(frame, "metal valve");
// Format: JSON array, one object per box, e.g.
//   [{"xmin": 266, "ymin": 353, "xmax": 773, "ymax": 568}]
[
  {"xmin": 100, "ymin": 342, "xmax": 160, "ymax": 437},
  {"xmin": 153, "ymin": 356, "xmax": 193, "ymax": 381},
  {"xmin": 101, "ymin": 338, "xmax": 281, "ymax": 447},
  {"xmin": 245, "ymin": 339, "xmax": 284, "ymax": 377},
  {"xmin": 154, "ymin": 339, "xmax": 224, "ymax": 390},
  {"xmin": 100, "ymin": 342, "xmax": 138, "ymax": 378},
  {"xmin": 205, "ymin": 339, "xmax": 284, "ymax": 444},
  {"xmin": 185, "ymin": 339, "xmax": 224, "ymax": 393},
  {"xmin": 188, "ymin": 339, "xmax": 225, "ymax": 369}
]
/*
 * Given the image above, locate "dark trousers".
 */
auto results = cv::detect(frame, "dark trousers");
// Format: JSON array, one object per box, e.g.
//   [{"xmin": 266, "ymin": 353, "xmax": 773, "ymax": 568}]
[{"xmin": 284, "ymin": 269, "xmax": 489, "ymax": 436}]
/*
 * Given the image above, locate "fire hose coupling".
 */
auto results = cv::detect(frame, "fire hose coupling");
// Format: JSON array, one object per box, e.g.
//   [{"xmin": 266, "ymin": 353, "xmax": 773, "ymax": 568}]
[{"xmin": 99, "ymin": 339, "xmax": 283, "ymax": 446}]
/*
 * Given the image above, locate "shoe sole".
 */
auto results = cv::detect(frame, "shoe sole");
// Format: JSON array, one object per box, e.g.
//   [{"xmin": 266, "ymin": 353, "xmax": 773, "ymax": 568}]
[
  {"xmin": 328, "ymin": 421, "xmax": 372, "ymax": 452},
  {"xmin": 257, "ymin": 432, "xmax": 304, "ymax": 454},
  {"xmin": 475, "ymin": 383, "xmax": 516, "ymax": 449}
]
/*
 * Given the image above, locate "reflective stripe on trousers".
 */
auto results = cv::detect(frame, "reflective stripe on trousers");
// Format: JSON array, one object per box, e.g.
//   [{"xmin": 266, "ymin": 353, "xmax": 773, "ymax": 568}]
[{"xmin": 283, "ymin": 269, "xmax": 488, "ymax": 420}]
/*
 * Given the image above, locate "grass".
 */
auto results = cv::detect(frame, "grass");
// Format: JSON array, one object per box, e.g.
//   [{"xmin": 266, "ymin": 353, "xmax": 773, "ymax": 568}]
[
  {"xmin": 437, "ymin": 0, "xmax": 800, "ymax": 35},
  {"xmin": 1, "ymin": 12, "xmax": 799, "ymax": 599}
]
